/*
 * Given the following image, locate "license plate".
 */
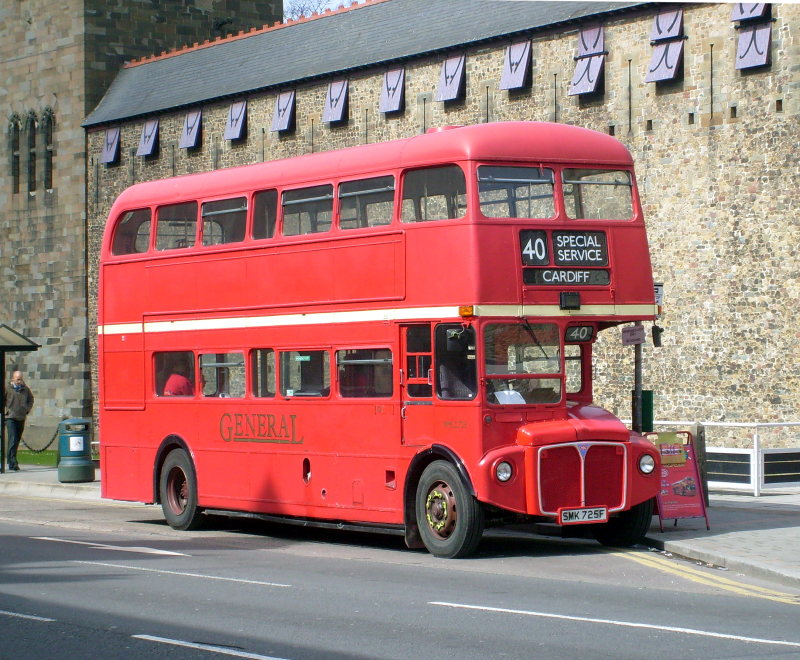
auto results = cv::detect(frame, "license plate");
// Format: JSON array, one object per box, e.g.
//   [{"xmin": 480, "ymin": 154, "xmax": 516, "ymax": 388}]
[{"xmin": 558, "ymin": 506, "xmax": 608, "ymax": 525}]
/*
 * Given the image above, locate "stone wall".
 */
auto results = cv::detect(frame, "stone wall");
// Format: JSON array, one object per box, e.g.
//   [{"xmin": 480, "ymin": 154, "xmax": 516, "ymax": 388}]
[
  {"xmin": 86, "ymin": 3, "xmax": 800, "ymax": 447},
  {"xmin": 0, "ymin": 0, "xmax": 282, "ymax": 448},
  {"xmin": 1, "ymin": 0, "xmax": 92, "ymax": 446}
]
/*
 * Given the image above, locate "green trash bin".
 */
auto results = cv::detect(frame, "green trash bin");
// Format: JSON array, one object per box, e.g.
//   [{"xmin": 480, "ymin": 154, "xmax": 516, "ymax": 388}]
[{"xmin": 57, "ymin": 418, "xmax": 95, "ymax": 483}]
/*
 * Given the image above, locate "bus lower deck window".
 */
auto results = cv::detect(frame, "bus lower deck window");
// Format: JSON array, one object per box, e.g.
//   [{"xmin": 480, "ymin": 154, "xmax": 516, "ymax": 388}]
[
  {"xmin": 200, "ymin": 353, "xmax": 245, "ymax": 397},
  {"xmin": 435, "ymin": 325, "xmax": 477, "ymax": 400},
  {"xmin": 337, "ymin": 348, "xmax": 393, "ymax": 397},
  {"xmin": 155, "ymin": 351, "xmax": 195, "ymax": 396},
  {"xmin": 280, "ymin": 350, "xmax": 330, "ymax": 397},
  {"xmin": 251, "ymin": 349, "xmax": 276, "ymax": 397}
]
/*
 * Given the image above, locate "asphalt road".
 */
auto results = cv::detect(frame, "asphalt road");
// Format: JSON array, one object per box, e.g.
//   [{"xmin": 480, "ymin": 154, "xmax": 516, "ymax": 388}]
[{"xmin": 1, "ymin": 495, "xmax": 799, "ymax": 659}]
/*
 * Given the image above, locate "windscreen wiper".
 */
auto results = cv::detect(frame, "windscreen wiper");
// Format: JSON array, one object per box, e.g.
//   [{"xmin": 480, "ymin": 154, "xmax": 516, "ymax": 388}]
[{"xmin": 521, "ymin": 318, "xmax": 550, "ymax": 361}]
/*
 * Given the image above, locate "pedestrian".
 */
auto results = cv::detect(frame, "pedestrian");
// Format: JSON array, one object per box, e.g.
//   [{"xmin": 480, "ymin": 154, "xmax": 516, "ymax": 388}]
[{"xmin": 4, "ymin": 370, "xmax": 34, "ymax": 471}]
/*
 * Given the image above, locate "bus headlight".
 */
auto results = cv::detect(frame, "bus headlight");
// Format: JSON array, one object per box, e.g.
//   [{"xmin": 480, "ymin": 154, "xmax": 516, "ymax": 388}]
[
  {"xmin": 496, "ymin": 461, "xmax": 513, "ymax": 483},
  {"xmin": 639, "ymin": 453, "xmax": 656, "ymax": 475}
]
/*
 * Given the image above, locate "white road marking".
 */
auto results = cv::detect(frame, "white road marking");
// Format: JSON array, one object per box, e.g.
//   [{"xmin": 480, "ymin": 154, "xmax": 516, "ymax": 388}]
[
  {"xmin": 0, "ymin": 609, "xmax": 55, "ymax": 622},
  {"xmin": 74, "ymin": 560, "xmax": 291, "ymax": 587},
  {"xmin": 33, "ymin": 536, "xmax": 189, "ymax": 556},
  {"xmin": 133, "ymin": 634, "xmax": 291, "ymax": 659},
  {"xmin": 429, "ymin": 601, "xmax": 800, "ymax": 648}
]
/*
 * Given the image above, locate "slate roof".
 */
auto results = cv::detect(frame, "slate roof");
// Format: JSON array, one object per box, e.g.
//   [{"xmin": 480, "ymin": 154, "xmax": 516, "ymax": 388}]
[{"xmin": 83, "ymin": 0, "xmax": 647, "ymax": 127}]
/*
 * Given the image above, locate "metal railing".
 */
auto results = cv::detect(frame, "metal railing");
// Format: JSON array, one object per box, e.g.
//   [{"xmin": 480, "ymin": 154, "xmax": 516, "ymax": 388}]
[{"xmin": 640, "ymin": 420, "xmax": 800, "ymax": 496}]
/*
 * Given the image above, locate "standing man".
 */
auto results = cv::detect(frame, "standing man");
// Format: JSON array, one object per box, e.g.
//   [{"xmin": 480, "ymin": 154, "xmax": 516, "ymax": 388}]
[{"xmin": 5, "ymin": 371, "xmax": 34, "ymax": 471}]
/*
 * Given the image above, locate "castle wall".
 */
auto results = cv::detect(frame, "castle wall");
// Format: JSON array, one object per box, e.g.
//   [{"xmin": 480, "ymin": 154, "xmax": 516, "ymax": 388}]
[
  {"xmin": 86, "ymin": 3, "xmax": 800, "ymax": 447},
  {"xmin": 1, "ymin": 0, "xmax": 282, "ymax": 447}
]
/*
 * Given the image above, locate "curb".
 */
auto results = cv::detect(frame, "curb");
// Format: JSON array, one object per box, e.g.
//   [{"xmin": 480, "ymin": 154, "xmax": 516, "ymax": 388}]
[
  {"xmin": 0, "ymin": 480, "xmax": 100, "ymax": 501},
  {"xmin": 645, "ymin": 534, "xmax": 800, "ymax": 589}
]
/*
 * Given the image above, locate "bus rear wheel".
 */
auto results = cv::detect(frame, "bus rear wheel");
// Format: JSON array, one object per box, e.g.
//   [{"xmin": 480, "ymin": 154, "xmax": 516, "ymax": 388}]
[
  {"xmin": 160, "ymin": 449, "xmax": 204, "ymax": 531},
  {"xmin": 415, "ymin": 460, "xmax": 484, "ymax": 558},
  {"xmin": 591, "ymin": 497, "xmax": 654, "ymax": 547}
]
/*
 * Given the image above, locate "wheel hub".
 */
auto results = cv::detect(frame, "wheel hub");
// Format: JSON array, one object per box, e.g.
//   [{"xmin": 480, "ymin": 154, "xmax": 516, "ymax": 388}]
[
  {"xmin": 425, "ymin": 481, "xmax": 457, "ymax": 538},
  {"xmin": 167, "ymin": 468, "xmax": 188, "ymax": 514}
]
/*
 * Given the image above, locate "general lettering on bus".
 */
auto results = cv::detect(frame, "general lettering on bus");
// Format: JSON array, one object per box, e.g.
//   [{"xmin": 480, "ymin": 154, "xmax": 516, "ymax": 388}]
[{"xmin": 219, "ymin": 412, "xmax": 301, "ymax": 444}]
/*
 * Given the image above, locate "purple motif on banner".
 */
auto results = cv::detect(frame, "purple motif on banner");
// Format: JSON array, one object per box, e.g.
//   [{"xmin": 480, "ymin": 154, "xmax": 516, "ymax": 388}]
[
  {"xmin": 224, "ymin": 101, "xmax": 247, "ymax": 141},
  {"xmin": 272, "ymin": 91, "xmax": 296, "ymax": 132},
  {"xmin": 569, "ymin": 27, "xmax": 605, "ymax": 96},
  {"xmin": 645, "ymin": 9, "xmax": 685, "ymax": 83},
  {"xmin": 101, "ymin": 127, "xmax": 120, "ymax": 164},
  {"xmin": 136, "ymin": 119, "xmax": 159, "ymax": 157},
  {"xmin": 379, "ymin": 68, "xmax": 405, "ymax": 113},
  {"xmin": 435, "ymin": 55, "xmax": 465, "ymax": 102},
  {"xmin": 730, "ymin": 3, "xmax": 768, "ymax": 21},
  {"xmin": 179, "ymin": 110, "xmax": 202, "ymax": 149},
  {"xmin": 736, "ymin": 22, "xmax": 771, "ymax": 69},
  {"xmin": 500, "ymin": 41, "xmax": 531, "ymax": 90},
  {"xmin": 322, "ymin": 80, "xmax": 348, "ymax": 123}
]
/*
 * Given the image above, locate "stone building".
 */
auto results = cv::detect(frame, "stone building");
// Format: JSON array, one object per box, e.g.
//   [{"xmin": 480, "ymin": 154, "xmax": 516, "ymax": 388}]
[
  {"xmin": 83, "ymin": 0, "xmax": 799, "ymax": 448},
  {"xmin": 0, "ymin": 0, "xmax": 282, "ymax": 447}
]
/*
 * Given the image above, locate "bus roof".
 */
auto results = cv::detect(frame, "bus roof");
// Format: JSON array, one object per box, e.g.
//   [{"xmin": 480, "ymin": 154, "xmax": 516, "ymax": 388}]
[{"xmin": 109, "ymin": 121, "xmax": 634, "ymax": 210}]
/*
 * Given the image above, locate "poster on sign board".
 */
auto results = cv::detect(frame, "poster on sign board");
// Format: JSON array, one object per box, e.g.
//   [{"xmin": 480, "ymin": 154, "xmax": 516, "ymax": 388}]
[{"xmin": 645, "ymin": 431, "xmax": 710, "ymax": 531}]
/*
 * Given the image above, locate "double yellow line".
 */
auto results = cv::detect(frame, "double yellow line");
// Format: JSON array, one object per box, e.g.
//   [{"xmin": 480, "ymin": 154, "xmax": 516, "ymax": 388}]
[{"xmin": 617, "ymin": 549, "xmax": 800, "ymax": 606}]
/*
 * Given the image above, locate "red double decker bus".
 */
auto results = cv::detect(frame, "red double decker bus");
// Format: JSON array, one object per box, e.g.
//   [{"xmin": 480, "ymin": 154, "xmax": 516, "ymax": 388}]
[{"xmin": 98, "ymin": 121, "xmax": 660, "ymax": 558}]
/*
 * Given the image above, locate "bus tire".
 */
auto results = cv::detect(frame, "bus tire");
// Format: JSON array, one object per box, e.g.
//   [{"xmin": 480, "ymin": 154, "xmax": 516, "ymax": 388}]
[
  {"xmin": 415, "ymin": 460, "xmax": 484, "ymax": 558},
  {"xmin": 159, "ymin": 449, "xmax": 204, "ymax": 531},
  {"xmin": 591, "ymin": 497, "xmax": 654, "ymax": 547}
]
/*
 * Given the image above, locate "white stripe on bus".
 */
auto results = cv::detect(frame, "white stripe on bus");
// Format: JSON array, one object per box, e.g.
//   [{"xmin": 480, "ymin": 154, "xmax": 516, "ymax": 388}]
[{"xmin": 98, "ymin": 303, "xmax": 658, "ymax": 335}]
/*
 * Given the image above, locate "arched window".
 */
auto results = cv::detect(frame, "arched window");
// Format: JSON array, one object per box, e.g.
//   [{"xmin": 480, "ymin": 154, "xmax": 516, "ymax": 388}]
[
  {"xmin": 41, "ymin": 108, "xmax": 54, "ymax": 190},
  {"xmin": 8, "ymin": 115, "xmax": 20, "ymax": 194},
  {"xmin": 25, "ymin": 111, "xmax": 37, "ymax": 192}
]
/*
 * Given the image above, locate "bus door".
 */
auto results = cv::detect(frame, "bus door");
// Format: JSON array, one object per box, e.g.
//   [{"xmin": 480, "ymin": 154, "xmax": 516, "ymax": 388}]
[{"xmin": 400, "ymin": 324, "xmax": 434, "ymax": 446}]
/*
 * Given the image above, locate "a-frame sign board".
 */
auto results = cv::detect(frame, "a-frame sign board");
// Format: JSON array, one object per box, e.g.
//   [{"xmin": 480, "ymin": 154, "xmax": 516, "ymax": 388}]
[{"xmin": 646, "ymin": 430, "xmax": 710, "ymax": 532}]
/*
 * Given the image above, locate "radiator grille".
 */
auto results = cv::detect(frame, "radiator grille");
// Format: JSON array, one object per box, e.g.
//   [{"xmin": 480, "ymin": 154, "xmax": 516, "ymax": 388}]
[{"xmin": 539, "ymin": 442, "xmax": 626, "ymax": 514}]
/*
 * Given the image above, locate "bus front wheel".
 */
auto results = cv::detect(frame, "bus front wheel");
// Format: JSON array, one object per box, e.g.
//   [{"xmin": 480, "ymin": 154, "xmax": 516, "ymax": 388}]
[
  {"xmin": 415, "ymin": 460, "xmax": 484, "ymax": 558},
  {"xmin": 159, "ymin": 449, "xmax": 204, "ymax": 531},
  {"xmin": 591, "ymin": 497, "xmax": 654, "ymax": 547}
]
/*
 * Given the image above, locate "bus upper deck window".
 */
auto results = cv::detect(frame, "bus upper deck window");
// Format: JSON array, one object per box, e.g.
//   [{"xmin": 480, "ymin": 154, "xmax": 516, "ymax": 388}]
[
  {"xmin": 201, "ymin": 197, "xmax": 246, "ymax": 246},
  {"xmin": 401, "ymin": 165, "xmax": 466, "ymax": 222},
  {"xmin": 111, "ymin": 208, "xmax": 151, "ymax": 255},
  {"xmin": 155, "ymin": 202, "xmax": 198, "ymax": 250},
  {"xmin": 282, "ymin": 185, "xmax": 333, "ymax": 236},
  {"xmin": 562, "ymin": 169, "xmax": 633, "ymax": 220},
  {"xmin": 478, "ymin": 166, "xmax": 554, "ymax": 219},
  {"xmin": 253, "ymin": 189, "xmax": 278, "ymax": 240},
  {"xmin": 339, "ymin": 176, "xmax": 395, "ymax": 230}
]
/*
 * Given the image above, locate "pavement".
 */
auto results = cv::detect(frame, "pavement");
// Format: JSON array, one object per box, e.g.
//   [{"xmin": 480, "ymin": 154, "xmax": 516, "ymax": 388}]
[{"xmin": 1, "ymin": 464, "xmax": 799, "ymax": 588}]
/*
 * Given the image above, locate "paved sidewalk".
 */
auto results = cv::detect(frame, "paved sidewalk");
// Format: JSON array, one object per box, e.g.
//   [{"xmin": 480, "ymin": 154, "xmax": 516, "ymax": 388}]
[
  {"xmin": 645, "ymin": 490, "xmax": 800, "ymax": 588},
  {"xmin": 1, "ymin": 465, "xmax": 799, "ymax": 588}
]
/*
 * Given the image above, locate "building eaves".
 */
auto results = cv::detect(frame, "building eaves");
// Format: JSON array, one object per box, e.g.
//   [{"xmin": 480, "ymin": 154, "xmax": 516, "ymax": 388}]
[{"xmin": 83, "ymin": 0, "xmax": 649, "ymax": 128}]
